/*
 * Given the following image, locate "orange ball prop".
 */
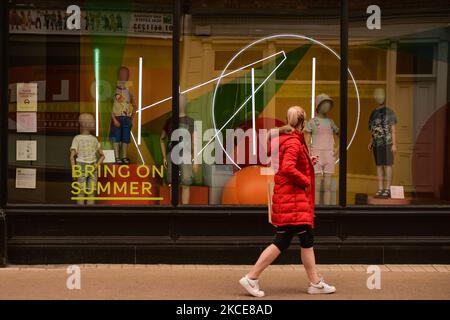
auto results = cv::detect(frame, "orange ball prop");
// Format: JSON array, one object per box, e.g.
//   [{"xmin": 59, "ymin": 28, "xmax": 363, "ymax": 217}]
[{"xmin": 222, "ymin": 165, "xmax": 274, "ymax": 205}]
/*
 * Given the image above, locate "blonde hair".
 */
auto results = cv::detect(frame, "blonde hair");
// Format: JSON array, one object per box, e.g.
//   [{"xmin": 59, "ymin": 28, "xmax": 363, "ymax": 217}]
[
  {"xmin": 267, "ymin": 106, "xmax": 307, "ymax": 144},
  {"xmin": 279, "ymin": 106, "xmax": 306, "ymax": 134}
]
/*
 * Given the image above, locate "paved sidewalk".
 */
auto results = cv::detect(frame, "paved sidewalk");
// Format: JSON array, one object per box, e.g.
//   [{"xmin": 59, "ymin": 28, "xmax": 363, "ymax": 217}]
[{"xmin": 0, "ymin": 264, "xmax": 449, "ymax": 300}]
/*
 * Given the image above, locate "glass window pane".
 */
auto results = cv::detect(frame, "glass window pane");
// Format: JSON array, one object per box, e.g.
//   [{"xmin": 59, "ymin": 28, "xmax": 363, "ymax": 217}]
[
  {"xmin": 8, "ymin": 0, "xmax": 173, "ymax": 205},
  {"xmin": 348, "ymin": 2, "xmax": 450, "ymax": 205},
  {"xmin": 178, "ymin": 0, "xmax": 341, "ymax": 206}
]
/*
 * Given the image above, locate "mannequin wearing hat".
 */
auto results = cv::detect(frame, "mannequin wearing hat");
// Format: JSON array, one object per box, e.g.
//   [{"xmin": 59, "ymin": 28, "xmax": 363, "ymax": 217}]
[{"xmin": 305, "ymin": 94, "xmax": 339, "ymax": 205}]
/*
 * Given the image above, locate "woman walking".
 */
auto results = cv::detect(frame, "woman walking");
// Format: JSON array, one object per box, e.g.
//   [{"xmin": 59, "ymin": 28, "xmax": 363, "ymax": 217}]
[{"xmin": 239, "ymin": 106, "xmax": 336, "ymax": 297}]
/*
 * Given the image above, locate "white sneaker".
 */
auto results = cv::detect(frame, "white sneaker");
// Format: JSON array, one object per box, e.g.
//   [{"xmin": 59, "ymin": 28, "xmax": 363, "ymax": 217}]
[
  {"xmin": 239, "ymin": 275, "xmax": 265, "ymax": 297},
  {"xmin": 307, "ymin": 278, "xmax": 336, "ymax": 294}
]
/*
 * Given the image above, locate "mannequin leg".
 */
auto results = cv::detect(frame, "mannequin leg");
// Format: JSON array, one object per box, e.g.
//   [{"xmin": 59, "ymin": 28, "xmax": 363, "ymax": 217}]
[
  {"xmin": 77, "ymin": 167, "xmax": 86, "ymax": 205},
  {"xmin": 86, "ymin": 176, "xmax": 97, "ymax": 205},
  {"xmin": 121, "ymin": 142, "xmax": 128, "ymax": 159},
  {"xmin": 323, "ymin": 174, "xmax": 333, "ymax": 205},
  {"xmin": 77, "ymin": 191, "xmax": 85, "ymax": 205},
  {"xmin": 181, "ymin": 185, "xmax": 190, "ymax": 204},
  {"xmin": 315, "ymin": 174, "xmax": 323, "ymax": 205},
  {"xmin": 113, "ymin": 142, "xmax": 120, "ymax": 159},
  {"xmin": 180, "ymin": 165, "xmax": 192, "ymax": 204},
  {"xmin": 385, "ymin": 165, "xmax": 393, "ymax": 189},
  {"xmin": 376, "ymin": 166, "xmax": 384, "ymax": 190}
]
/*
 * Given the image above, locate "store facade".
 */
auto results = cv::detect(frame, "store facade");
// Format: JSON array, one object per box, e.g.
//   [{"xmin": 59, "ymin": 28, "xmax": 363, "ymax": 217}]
[{"xmin": 0, "ymin": 0, "xmax": 449, "ymax": 266}]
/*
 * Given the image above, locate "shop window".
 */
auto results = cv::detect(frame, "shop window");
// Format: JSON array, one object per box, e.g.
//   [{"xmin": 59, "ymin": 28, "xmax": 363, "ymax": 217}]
[
  {"xmin": 180, "ymin": 0, "xmax": 341, "ymax": 206},
  {"xmin": 348, "ymin": 3, "xmax": 450, "ymax": 205},
  {"xmin": 7, "ymin": 0, "xmax": 173, "ymax": 205}
]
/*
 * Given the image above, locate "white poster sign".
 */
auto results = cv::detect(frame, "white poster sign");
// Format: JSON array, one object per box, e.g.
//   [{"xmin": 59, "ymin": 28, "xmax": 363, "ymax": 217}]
[
  {"xmin": 15, "ymin": 168, "xmax": 37, "ymax": 189},
  {"xmin": 16, "ymin": 112, "xmax": 37, "ymax": 133},
  {"xmin": 390, "ymin": 186, "xmax": 405, "ymax": 199},
  {"xmin": 16, "ymin": 140, "xmax": 37, "ymax": 161},
  {"xmin": 17, "ymin": 83, "xmax": 38, "ymax": 112},
  {"xmin": 102, "ymin": 150, "xmax": 116, "ymax": 164}
]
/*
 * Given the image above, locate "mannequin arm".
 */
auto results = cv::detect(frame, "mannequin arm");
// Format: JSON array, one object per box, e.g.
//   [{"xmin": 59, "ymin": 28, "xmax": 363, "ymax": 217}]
[
  {"xmin": 111, "ymin": 113, "xmax": 120, "ymax": 127},
  {"xmin": 97, "ymin": 149, "xmax": 105, "ymax": 166},
  {"xmin": 160, "ymin": 130, "xmax": 168, "ymax": 167},
  {"xmin": 70, "ymin": 149, "xmax": 77, "ymax": 167},
  {"xmin": 130, "ymin": 95, "xmax": 137, "ymax": 120},
  {"xmin": 368, "ymin": 135, "xmax": 374, "ymax": 151},
  {"xmin": 304, "ymin": 131, "xmax": 312, "ymax": 154},
  {"xmin": 391, "ymin": 124, "xmax": 397, "ymax": 153},
  {"xmin": 334, "ymin": 132, "xmax": 339, "ymax": 157},
  {"xmin": 70, "ymin": 149, "xmax": 77, "ymax": 180},
  {"xmin": 192, "ymin": 131, "xmax": 200, "ymax": 173}
]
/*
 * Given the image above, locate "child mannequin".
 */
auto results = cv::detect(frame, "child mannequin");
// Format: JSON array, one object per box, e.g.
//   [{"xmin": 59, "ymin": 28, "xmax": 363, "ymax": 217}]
[
  {"xmin": 368, "ymin": 87, "xmax": 398, "ymax": 198},
  {"xmin": 70, "ymin": 113, "xmax": 105, "ymax": 205},
  {"xmin": 159, "ymin": 95, "xmax": 199, "ymax": 204},
  {"xmin": 305, "ymin": 94, "xmax": 339, "ymax": 205},
  {"xmin": 110, "ymin": 66, "xmax": 136, "ymax": 164}
]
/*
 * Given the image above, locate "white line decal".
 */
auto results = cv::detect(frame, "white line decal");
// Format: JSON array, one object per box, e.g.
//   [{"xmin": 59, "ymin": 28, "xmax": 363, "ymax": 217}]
[
  {"xmin": 311, "ymin": 57, "xmax": 316, "ymax": 119},
  {"xmin": 138, "ymin": 57, "xmax": 143, "ymax": 145}
]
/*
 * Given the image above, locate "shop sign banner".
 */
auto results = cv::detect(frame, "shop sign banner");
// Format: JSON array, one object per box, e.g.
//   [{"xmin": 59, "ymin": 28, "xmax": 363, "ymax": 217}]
[{"xmin": 9, "ymin": 9, "xmax": 172, "ymax": 37}]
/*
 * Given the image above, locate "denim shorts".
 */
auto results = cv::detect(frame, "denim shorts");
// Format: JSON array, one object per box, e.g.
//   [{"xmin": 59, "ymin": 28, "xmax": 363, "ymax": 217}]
[
  {"xmin": 109, "ymin": 116, "xmax": 132, "ymax": 144},
  {"xmin": 76, "ymin": 162, "xmax": 98, "ymax": 193}
]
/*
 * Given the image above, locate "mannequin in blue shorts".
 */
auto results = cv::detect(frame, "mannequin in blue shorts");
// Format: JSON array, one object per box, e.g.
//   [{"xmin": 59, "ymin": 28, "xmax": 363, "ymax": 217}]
[{"xmin": 110, "ymin": 66, "xmax": 136, "ymax": 164}]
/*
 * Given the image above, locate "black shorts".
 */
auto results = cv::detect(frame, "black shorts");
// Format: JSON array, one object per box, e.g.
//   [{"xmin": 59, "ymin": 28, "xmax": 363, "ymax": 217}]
[
  {"xmin": 272, "ymin": 224, "xmax": 314, "ymax": 251},
  {"xmin": 373, "ymin": 144, "xmax": 394, "ymax": 166}
]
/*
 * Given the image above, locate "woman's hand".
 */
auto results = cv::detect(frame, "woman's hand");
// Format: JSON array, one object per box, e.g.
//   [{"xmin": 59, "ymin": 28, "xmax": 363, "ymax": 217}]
[
  {"xmin": 163, "ymin": 157, "xmax": 168, "ymax": 168},
  {"xmin": 311, "ymin": 155, "xmax": 319, "ymax": 165},
  {"xmin": 391, "ymin": 144, "xmax": 397, "ymax": 154},
  {"xmin": 368, "ymin": 141, "xmax": 373, "ymax": 151}
]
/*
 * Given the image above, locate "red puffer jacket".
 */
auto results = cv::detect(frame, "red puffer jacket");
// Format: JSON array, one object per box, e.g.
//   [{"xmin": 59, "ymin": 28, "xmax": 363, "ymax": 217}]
[{"xmin": 271, "ymin": 130, "xmax": 315, "ymax": 227}]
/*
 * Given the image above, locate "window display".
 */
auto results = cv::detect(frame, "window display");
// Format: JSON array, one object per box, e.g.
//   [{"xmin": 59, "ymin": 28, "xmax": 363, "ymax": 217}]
[
  {"xmin": 180, "ymin": 0, "xmax": 341, "ymax": 205},
  {"xmin": 7, "ymin": 0, "xmax": 173, "ymax": 204},
  {"xmin": 347, "ymin": 1, "xmax": 450, "ymax": 205},
  {"xmin": 5, "ymin": 0, "xmax": 449, "ymax": 207}
]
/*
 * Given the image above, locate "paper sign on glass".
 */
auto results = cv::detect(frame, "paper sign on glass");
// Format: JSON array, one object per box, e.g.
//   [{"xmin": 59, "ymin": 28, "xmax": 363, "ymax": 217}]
[
  {"xmin": 390, "ymin": 186, "xmax": 405, "ymax": 199},
  {"xmin": 15, "ymin": 168, "xmax": 37, "ymax": 189},
  {"xmin": 16, "ymin": 112, "xmax": 37, "ymax": 133},
  {"xmin": 103, "ymin": 150, "xmax": 116, "ymax": 163},
  {"xmin": 16, "ymin": 140, "xmax": 37, "ymax": 161},
  {"xmin": 17, "ymin": 83, "xmax": 38, "ymax": 112}
]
